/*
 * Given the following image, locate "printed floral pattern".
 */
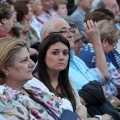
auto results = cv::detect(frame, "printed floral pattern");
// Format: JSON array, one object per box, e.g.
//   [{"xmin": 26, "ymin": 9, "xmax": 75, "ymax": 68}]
[
  {"xmin": 0, "ymin": 83, "xmax": 62, "ymax": 119},
  {"xmin": 79, "ymin": 45, "xmax": 120, "ymax": 96}
]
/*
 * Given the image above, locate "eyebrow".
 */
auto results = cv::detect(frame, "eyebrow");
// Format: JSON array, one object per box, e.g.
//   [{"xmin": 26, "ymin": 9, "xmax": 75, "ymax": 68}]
[{"xmin": 60, "ymin": 27, "xmax": 70, "ymax": 30}]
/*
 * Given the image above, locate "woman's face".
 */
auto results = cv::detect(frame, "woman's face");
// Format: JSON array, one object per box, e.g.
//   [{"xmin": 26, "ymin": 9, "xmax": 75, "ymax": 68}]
[
  {"xmin": 57, "ymin": 4, "xmax": 68, "ymax": 16},
  {"xmin": 45, "ymin": 42, "xmax": 69, "ymax": 72},
  {"xmin": 5, "ymin": 47, "xmax": 35, "ymax": 84},
  {"xmin": 34, "ymin": 0, "xmax": 43, "ymax": 16},
  {"xmin": 26, "ymin": 4, "xmax": 33, "ymax": 21},
  {"xmin": 102, "ymin": 40, "xmax": 115, "ymax": 54},
  {"xmin": 4, "ymin": 5, "xmax": 16, "ymax": 31}
]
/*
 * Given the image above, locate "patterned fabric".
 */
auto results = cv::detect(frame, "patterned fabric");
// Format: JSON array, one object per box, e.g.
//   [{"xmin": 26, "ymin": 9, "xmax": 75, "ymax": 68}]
[
  {"xmin": 0, "ymin": 28, "xmax": 15, "ymax": 38},
  {"xmin": 114, "ymin": 50, "xmax": 120, "ymax": 68},
  {"xmin": 79, "ymin": 45, "xmax": 119, "ymax": 96},
  {"xmin": 0, "ymin": 83, "xmax": 63, "ymax": 120},
  {"xmin": 28, "ymin": 77, "xmax": 81, "ymax": 111},
  {"xmin": 107, "ymin": 50, "xmax": 120, "ymax": 69}
]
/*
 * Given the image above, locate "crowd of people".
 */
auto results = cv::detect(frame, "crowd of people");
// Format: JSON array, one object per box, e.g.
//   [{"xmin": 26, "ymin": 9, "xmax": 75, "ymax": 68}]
[{"xmin": 0, "ymin": 0, "xmax": 120, "ymax": 120}]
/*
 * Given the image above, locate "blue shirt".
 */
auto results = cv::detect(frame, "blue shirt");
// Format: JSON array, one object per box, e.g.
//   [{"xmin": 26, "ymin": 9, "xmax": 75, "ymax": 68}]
[
  {"xmin": 71, "ymin": 7, "xmax": 86, "ymax": 32},
  {"xmin": 69, "ymin": 50, "xmax": 98, "ymax": 91},
  {"xmin": 79, "ymin": 45, "xmax": 118, "ymax": 96}
]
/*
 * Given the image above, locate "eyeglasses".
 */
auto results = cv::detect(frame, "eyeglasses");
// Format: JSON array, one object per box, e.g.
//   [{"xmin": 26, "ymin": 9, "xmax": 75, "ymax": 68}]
[{"xmin": 49, "ymin": 28, "xmax": 75, "ymax": 35}]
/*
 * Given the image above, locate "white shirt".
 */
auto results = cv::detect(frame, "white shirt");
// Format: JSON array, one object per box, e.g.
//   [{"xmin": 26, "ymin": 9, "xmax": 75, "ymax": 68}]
[
  {"xmin": 27, "ymin": 77, "xmax": 74, "ymax": 111},
  {"xmin": 31, "ymin": 15, "xmax": 42, "ymax": 40}
]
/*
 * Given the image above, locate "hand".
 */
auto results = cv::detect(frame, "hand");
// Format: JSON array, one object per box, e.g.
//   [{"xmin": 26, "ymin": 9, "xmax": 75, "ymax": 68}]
[
  {"xmin": 101, "ymin": 114, "xmax": 113, "ymax": 120},
  {"xmin": 76, "ymin": 105, "xmax": 87, "ymax": 119},
  {"xmin": 108, "ymin": 95, "xmax": 120, "ymax": 105},
  {"xmin": 20, "ymin": 20, "xmax": 31, "ymax": 39},
  {"xmin": 84, "ymin": 20, "xmax": 101, "ymax": 45}
]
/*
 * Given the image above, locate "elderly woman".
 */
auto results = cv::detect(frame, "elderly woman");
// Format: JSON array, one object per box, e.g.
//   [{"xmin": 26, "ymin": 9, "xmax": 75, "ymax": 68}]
[
  {"xmin": 79, "ymin": 20, "xmax": 120, "ymax": 102},
  {"xmin": 0, "ymin": 37, "xmax": 76, "ymax": 120},
  {"xmin": 0, "ymin": 36, "xmax": 110, "ymax": 120}
]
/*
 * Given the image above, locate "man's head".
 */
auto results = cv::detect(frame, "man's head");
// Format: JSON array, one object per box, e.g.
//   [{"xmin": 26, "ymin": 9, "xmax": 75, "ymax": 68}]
[
  {"xmin": 78, "ymin": 0, "xmax": 94, "ymax": 12},
  {"xmin": 41, "ymin": 0, "xmax": 53, "ymax": 12},
  {"xmin": 41, "ymin": 18, "xmax": 75, "ymax": 49},
  {"xmin": 105, "ymin": 0, "xmax": 120, "ymax": 22},
  {"xmin": 95, "ymin": 0, "xmax": 120, "ymax": 22}
]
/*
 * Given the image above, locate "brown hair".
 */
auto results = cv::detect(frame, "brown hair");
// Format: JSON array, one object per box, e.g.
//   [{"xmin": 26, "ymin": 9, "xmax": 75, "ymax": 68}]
[
  {"xmin": 0, "ymin": 37, "xmax": 28, "ymax": 84},
  {"xmin": 13, "ymin": 1, "xmax": 28, "ymax": 22},
  {"xmin": 36, "ymin": 33, "xmax": 77, "ymax": 111},
  {"xmin": 0, "ymin": 3, "xmax": 13, "ymax": 23},
  {"xmin": 84, "ymin": 10, "xmax": 114, "ymax": 23},
  {"xmin": 53, "ymin": 0, "xmax": 68, "ymax": 11}
]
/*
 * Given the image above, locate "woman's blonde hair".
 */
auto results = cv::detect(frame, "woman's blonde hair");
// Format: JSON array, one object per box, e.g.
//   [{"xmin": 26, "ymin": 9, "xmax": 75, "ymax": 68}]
[
  {"xmin": 0, "ymin": 37, "xmax": 28, "ymax": 84},
  {"xmin": 32, "ymin": 0, "xmax": 41, "ymax": 10},
  {"xmin": 97, "ymin": 20, "xmax": 120, "ymax": 44}
]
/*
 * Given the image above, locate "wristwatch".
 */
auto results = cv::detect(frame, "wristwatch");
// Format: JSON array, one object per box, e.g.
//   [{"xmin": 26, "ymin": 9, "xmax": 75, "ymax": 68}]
[{"xmin": 94, "ymin": 115, "xmax": 102, "ymax": 120}]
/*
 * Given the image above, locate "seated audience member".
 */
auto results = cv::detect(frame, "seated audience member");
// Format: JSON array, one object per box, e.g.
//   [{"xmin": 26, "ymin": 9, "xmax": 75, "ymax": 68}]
[
  {"xmin": 37, "ymin": 0, "xmax": 54, "ymax": 24},
  {"xmin": 79, "ymin": 20, "xmax": 120, "ymax": 98},
  {"xmin": 32, "ymin": 33, "xmax": 87, "ymax": 119},
  {"xmin": 14, "ymin": 1, "xmax": 40, "ymax": 61},
  {"xmin": 61, "ymin": 16, "xmax": 85, "ymax": 56},
  {"xmin": 40, "ymin": 18, "xmax": 109, "ymax": 90},
  {"xmin": 92, "ymin": 0, "xmax": 120, "ymax": 71},
  {"xmin": 33, "ymin": 17, "xmax": 120, "ymax": 119},
  {"xmin": 52, "ymin": 0, "xmax": 68, "ymax": 17},
  {"xmin": 71, "ymin": 0, "xmax": 94, "ymax": 43},
  {"xmin": 0, "ymin": 3, "xmax": 17, "ymax": 37},
  {"xmin": 14, "ymin": 1, "xmax": 40, "ymax": 48},
  {"xmin": 31, "ymin": 0, "xmax": 43, "ymax": 39},
  {"xmin": 0, "ymin": 37, "xmax": 81, "ymax": 120},
  {"xmin": 84, "ymin": 8, "xmax": 120, "ymax": 70}
]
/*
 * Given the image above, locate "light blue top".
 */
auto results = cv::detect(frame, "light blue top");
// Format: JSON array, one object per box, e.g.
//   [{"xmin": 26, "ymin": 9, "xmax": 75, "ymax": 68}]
[{"xmin": 69, "ymin": 50, "xmax": 98, "ymax": 90}]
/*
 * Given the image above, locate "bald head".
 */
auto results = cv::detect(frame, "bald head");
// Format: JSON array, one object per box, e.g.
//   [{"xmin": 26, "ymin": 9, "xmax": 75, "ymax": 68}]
[
  {"xmin": 41, "ymin": 17, "xmax": 75, "ymax": 49},
  {"xmin": 41, "ymin": 18, "xmax": 70, "ymax": 41}
]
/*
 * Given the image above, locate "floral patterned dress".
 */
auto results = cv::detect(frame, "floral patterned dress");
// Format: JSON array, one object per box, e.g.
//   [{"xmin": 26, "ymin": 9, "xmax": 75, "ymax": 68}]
[{"xmin": 0, "ymin": 83, "xmax": 63, "ymax": 120}]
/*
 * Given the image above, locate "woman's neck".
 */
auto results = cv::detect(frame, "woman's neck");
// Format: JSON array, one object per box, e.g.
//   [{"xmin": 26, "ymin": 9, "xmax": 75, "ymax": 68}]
[
  {"xmin": 47, "ymin": 69, "xmax": 59, "ymax": 89},
  {"xmin": 5, "ymin": 79, "xmax": 25, "ymax": 91}
]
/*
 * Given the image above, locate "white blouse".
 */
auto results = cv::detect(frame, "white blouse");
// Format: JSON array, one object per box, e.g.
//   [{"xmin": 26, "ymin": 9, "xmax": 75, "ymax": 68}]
[{"xmin": 27, "ymin": 77, "xmax": 80, "ymax": 111}]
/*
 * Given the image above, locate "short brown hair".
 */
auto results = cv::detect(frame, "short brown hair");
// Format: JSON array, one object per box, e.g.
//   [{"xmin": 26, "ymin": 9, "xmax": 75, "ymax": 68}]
[
  {"xmin": 84, "ymin": 11, "xmax": 114, "ymax": 23},
  {"xmin": 53, "ymin": 0, "xmax": 68, "ymax": 11},
  {"xmin": 0, "ymin": 3, "xmax": 12, "ymax": 23},
  {"xmin": 13, "ymin": 1, "xmax": 28, "ymax": 22}
]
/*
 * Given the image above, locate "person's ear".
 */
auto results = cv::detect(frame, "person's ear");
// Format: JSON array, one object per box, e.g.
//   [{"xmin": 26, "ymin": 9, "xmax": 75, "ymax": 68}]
[
  {"xmin": 102, "ymin": 39, "xmax": 107, "ymax": 47},
  {"xmin": 1, "ymin": 66, "xmax": 10, "ymax": 78},
  {"xmin": 1, "ymin": 18, "xmax": 6, "ymax": 24}
]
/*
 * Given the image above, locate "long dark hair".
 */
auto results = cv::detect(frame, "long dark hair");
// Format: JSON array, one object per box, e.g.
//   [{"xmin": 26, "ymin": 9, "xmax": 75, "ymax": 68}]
[{"xmin": 36, "ymin": 34, "xmax": 76, "ymax": 111}]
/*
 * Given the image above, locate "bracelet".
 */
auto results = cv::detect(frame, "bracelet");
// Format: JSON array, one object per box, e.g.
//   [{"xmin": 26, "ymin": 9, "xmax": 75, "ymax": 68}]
[{"xmin": 94, "ymin": 115, "xmax": 102, "ymax": 120}]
